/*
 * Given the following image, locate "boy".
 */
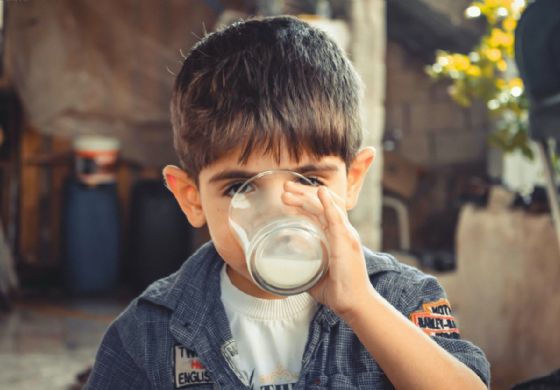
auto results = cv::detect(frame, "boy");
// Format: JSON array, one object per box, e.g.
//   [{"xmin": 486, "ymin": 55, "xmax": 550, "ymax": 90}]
[{"xmin": 86, "ymin": 16, "xmax": 490, "ymax": 389}]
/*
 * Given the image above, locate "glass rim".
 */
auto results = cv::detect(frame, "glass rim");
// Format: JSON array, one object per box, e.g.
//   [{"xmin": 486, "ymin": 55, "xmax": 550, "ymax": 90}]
[{"xmin": 229, "ymin": 169, "xmax": 316, "ymax": 210}]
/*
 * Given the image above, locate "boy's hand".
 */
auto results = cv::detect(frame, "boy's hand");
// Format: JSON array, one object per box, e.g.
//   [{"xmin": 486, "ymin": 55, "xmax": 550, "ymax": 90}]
[
  {"xmin": 284, "ymin": 181, "xmax": 488, "ymax": 390},
  {"xmin": 282, "ymin": 181, "xmax": 378, "ymax": 320}
]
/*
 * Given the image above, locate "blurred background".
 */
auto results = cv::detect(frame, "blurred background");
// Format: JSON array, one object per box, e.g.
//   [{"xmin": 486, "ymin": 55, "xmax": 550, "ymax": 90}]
[{"xmin": 0, "ymin": 0, "xmax": 558, "ymax": 389}]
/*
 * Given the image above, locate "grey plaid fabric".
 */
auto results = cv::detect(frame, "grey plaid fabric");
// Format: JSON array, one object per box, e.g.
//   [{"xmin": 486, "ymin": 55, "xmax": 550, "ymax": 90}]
[{"xmin": 86, "ymin": 242, "xmax": 490, "ymax": 389}]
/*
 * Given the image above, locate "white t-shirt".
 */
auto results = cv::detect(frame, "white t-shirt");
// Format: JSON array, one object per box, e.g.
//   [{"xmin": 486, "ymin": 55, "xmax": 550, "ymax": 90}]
[{"xmin": 220, "ymin": 265, "xmax": 317, "ymax": 389}]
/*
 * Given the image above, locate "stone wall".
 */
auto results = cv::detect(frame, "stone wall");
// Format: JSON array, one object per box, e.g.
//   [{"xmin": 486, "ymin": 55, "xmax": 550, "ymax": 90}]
[
  {"xmin": 439, "ymin": 205, "xmax": 560, "ymax": 390},
  {"xmin": 420, "ymin": 0, "xmax": 474, "ymax": 27},
  {"xmin": 4, "ymin": 0, "xmax": 248, "ymax": 168},
  {"xmin": 385, "ymin": 41, "xmax": 489, "ymax": 167},
  {"xmin": 383, "ymin": 40, "xmax": 490, "ymax": 253}
]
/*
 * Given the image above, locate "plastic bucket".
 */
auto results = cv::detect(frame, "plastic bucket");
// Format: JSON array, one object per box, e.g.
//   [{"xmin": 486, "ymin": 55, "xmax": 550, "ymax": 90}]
[{"xmin": 74, "ymin": 135, "xmax": 120, "ymax": 186}]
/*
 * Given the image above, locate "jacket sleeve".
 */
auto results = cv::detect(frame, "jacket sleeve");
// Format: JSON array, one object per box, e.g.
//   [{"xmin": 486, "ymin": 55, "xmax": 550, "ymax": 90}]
[
  {"xmin": 85, "ymin": 323, "xmax": 152, "ymax": 390},
  {"xmin": 398, "ymin": 270, "xmax": 491, "ymax": 388}
]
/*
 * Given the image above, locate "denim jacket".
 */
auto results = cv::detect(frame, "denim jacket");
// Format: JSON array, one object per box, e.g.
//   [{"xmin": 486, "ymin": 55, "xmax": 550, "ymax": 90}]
[{"xmin": 85, "ymin": 242, "xmax": 490, "ymax": 389}]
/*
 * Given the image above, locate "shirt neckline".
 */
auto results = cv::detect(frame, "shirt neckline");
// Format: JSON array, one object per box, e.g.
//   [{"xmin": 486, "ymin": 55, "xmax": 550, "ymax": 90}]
[{"xmin": 220, "ymin": 265, "xmax": 317, "ymax": 320}]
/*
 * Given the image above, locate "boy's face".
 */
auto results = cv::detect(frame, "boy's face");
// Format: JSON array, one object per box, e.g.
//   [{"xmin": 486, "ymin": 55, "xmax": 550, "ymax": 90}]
[{"xmin": 164, "ymin": 146, "xmax": 374, "ymax": 298}]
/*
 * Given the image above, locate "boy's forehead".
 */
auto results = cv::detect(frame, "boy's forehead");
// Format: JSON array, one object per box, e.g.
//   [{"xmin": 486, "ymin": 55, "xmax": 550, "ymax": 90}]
[{"xmin": 200, "ymin": 148, "xmax": 346, "ymax": 180}]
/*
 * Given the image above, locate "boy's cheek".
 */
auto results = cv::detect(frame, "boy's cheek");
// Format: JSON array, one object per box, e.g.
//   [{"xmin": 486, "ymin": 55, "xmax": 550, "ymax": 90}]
[
  {"xmin": 218, "ymin": 247, "xmax": 252, "ymax": 281},
  {"xmin": 327, "ymin": 182, "xmax": 348, "ymax": 201},
  {"xmin": 212, "ymin": 232, "xmax": 247, "ymax": 267}
]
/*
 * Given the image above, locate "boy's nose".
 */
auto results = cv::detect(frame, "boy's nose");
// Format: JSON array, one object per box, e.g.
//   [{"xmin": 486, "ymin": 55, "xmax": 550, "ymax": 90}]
[{"xmin": 260, "ymin": 175, "xmax": 288, "ymax": 207}]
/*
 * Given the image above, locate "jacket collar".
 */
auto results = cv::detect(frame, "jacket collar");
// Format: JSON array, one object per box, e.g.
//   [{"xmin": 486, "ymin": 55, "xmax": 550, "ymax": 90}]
[
  {"xmin": 364, "ymin": 247, "xmax": 401, "ymax": 275},
  {"xmin": 317, "ymin": 247, "xmax": 401, "ymax": 326},
  {"xmin": 140, "ymin": 242, "xmax": 402, "ymax": 332},
  {"xmin": 149, "ymin": 243, "xmax": 244, "ymax": 387}
]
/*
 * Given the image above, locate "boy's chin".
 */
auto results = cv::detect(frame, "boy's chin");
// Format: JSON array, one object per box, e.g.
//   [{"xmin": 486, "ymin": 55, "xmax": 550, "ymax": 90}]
[{"xmin": 224, "ymin": 262, "xmax": 250, "ymax": 281}]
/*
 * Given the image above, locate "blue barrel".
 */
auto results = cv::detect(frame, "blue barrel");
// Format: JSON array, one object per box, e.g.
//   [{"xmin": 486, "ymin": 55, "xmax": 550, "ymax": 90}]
[
  {"xmin": 63, "ymin": 178, "xmax": 120, "ymax": 294},
  {"xmin": 126, "ymin": 179, "xmax": 196, "ymax": 291}
]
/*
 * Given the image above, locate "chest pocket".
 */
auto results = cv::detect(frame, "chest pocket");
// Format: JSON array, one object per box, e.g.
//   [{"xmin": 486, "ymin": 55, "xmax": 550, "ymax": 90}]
[
  {"xmin": 170, "ymin": 345, "xmax": 218, "ymax": 390},
  {"xmin": 306, "ymin": 372, "xmax": 393, "ymax": 390}
]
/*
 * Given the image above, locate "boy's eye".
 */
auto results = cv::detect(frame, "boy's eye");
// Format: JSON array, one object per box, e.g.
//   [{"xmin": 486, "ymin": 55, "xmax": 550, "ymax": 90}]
[
  {"xmin": 223, "ymin": 182, "xmax": 255, "ymax": 197},
  {"xmin": 296, "ymin": 176, "xmax": 324, "ymax": 187},
  {"xmin": 224, "ymin": 176, "xmax": 323, "ymax": 197}
]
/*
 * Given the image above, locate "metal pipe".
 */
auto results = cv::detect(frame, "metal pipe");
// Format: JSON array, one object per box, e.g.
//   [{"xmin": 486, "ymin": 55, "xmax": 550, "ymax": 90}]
[
  {"xmin": 382, "ymin": 195, "xmax": 411, "ymax": 252},
  {"xmin": 537, "ymin": 140, "xmax": 560, "ymax": 253}
]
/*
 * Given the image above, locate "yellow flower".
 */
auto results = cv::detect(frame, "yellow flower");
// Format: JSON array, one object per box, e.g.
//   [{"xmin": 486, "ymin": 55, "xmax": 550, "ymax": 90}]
[
  {"xmin": 451, "ymin": 54, "xmax": 471, "ymax": 71},
  {"xmin": 497, "ymin": 59, "xmax": 508, "ymax": 71},
  {"xmin": 509, "ymin": 77, "xmax": 523, "ymax": 89},
  {"xmin": 485, "ymin": 48, "xmax": 502, "ymax": 62},
  {"xmin": 503, "ymin": 16, "xmax": 517, "ymax": 31},
  {"xmin": 496, "ymin": 0, "xmax": 514, "ymax": 9},
  {"xmin": 489, "ymin": 28, "xmax": 514, "ymax": 48},
  {"xmin": 466, "ymin": 65, "xmax": 482, "ymax": 77}
]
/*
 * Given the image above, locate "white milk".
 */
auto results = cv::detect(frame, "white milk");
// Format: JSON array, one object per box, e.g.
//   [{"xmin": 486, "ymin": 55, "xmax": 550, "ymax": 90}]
[{"xmin": 256, "ymin": 257, "xmax": 323, "ymax": 288}]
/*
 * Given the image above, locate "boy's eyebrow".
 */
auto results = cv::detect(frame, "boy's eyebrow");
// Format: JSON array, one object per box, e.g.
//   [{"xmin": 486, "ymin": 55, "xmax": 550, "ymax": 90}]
[
  {"xmin": 209, "ymin": 163, "xmax": 339, "ymax": 183},
  {"xmin": 209, "ymin": 170, "xmax": 259, "ymax": 183},
  {"xmin": 295, "ymin": 163, "xmax": 339, "ymax": 175}
]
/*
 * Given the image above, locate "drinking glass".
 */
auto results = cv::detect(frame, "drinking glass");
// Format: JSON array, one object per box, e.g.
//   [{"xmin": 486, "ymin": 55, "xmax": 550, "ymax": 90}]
[{"xmin": 228, "ymin": 170, "xmax": 329, "ymax": 295}]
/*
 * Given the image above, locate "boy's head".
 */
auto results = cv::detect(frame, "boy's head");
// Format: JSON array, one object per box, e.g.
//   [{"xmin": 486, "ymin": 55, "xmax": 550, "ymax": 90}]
[
  {"xmin": 169, "ymin": 15, "xmax": 364, "ymax": 181},
  {"xmin": 164, "ymin": 16, "xmax": 374, "ymax": 297}
]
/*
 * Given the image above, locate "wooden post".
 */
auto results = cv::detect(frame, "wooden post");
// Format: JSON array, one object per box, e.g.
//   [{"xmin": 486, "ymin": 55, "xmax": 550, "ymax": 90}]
[
  {"xmin": 348, "ymin": 0, "xmax": 386, "ymax": 251},
  {"xmin": 19, "ymin": 126, "xmax": 42, "ymax": 265}
]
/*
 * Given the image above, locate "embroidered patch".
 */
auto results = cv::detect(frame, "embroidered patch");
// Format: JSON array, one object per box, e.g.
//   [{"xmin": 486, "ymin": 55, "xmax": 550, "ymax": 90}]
[
  {"xmin": 173, "ymin": 345, "xmax": 213, "ymax": 388},
  {"xmin": 409, "ymin": 298, "xmax": 460, "ymax": 339}
]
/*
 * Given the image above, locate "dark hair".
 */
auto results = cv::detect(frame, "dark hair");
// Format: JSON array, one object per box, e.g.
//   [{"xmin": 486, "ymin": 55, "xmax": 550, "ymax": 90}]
[{"xmin": 170, "ymin": 15, "xmax": 363, "ymax": 180}]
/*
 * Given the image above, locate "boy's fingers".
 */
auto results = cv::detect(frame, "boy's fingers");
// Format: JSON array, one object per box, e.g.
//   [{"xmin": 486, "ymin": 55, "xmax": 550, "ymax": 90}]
[
  {"xmin": 318, "ymin": 188, "xmax": 361, "ymax": 245},
  {"xmin": 284, "ymin": 181, "xmax": 346, "ymax": 210},
  {"xmin": 326, "ymin": 188, "xmax": 347, "ymax": 210},
  {"xmin": 281, "ymin": 191, "xmax": 304, "ymax": 207},
  {"xmin": 282, "ymin": 184, "xmax": 323, "ymax": 215},
  {"xmin": 281, "ymin": 191, "xmax": 327, "ymax": 226},
  {"xmin": 284, "ymin": 180, "xmax": 307, "ymax": 195},
  {"xmin": 317, "ymin": 187, "xmax": 346, "ymax": 228},
  {"xmin": 283, "ymin": 182, "xmax": 351, "ymax": 232}
]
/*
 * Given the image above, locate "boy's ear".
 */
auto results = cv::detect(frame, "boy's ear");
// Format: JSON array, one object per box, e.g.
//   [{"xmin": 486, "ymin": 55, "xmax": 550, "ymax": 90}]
[
  {"xmin": 345, "ymin": 147, "xmax": 375, "ymax": 210},
  {"xmin": 162, "ymin": 165, "xmax": 206, "ymax": 228}
]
